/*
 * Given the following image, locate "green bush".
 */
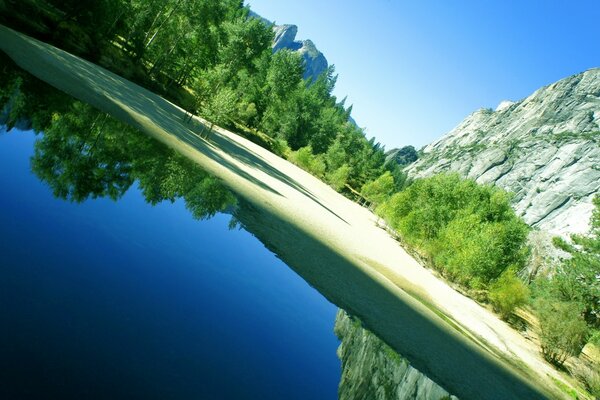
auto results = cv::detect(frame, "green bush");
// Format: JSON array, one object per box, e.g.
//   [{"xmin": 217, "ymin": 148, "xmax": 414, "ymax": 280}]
[
  {"xmin": 378, "ymin": 173, "xmax": 529, "ymax": 289},
  {"xmin": 289, "ymin": 146, "xmax": 326, "ymax": 178},
  {"xmin": 360, "ymin": 171, "xmax": 395, "ymax": 205},
  {"xmin": 489, "ymin": 268, "xmax": 530, "ymax": 319},
  {"xmin": 535, "ymin": 300, "xmax": 589, "ymax": 367},
  {"xmin": 327, "ymin": 164, "xmax": 351, "ymax": 191},
  {"xmin": 569, "ymin": 363, "xmax": 600, "ymax": 398}
]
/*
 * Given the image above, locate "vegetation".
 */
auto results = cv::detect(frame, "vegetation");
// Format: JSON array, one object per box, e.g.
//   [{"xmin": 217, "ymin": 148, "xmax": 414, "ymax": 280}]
[
  {"xmin": 535, "ymin": 298, "xmax": 589, "ymax": 366},
  {"xmin": 569, "ymin": 363, "xmax": 600, "ymax": 398},
  {"xmin": 0, "ymin": 59, "xmax": 235, "ymax": 221},
  {"xmin": 374, "ymin": 170, "xmax": 598, "ymax": 378},
  {"xmin": 2, "ymin": 0, "xmax": 598, "ymax": 384},
  {"xmin": 0, "ymin": 0, "xmax": 406, "ymax": 197},
  {"xmin": 360, "ymin": 171, "xmax": 395, "ymax": 207},
  {"xmin": 385, "ymin": 145, "xmax": 418, "ymax": 167},
  {"xmin": 488, "ymin": 268, "xmax": 530, "ymax": 320},
  {"xmin": 531, "ymin": 195, "xmax": 600, "ymax": 367},
  {"xmin": 377, "ymin": 174, "xmax": 529, "ymax": 290}
]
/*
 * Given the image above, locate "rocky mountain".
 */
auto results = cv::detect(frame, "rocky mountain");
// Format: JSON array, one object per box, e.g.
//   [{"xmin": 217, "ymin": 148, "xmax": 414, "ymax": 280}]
[
  {"xmin": 334, "ymin": 69, "xmax": 599, "ymax": 400},
  {"xmin": 405, "ymin": 68, "xmax": 600, "ymax": 237},
  {"xmin": 250, "ymin": 12, "xmax": 329, "ymax": 81},
  {"xmin": 272, "ymin": 24, "xmax": 328, "ymax": 81},
  {"xmin": 335, "ymin": 311, "xmax": 457, "ymax": 400}
]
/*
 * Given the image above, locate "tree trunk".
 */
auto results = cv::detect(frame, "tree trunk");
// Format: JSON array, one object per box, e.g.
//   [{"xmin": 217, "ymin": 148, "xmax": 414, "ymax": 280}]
[{"xmin": 145, "ymin": 0, "xmax": 185, "ymax": 50}]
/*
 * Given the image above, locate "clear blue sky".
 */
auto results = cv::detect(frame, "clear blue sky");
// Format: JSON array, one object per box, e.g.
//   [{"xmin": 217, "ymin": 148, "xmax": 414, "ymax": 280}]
[{"xmin": 246, "ymin": 0, "xmax": 600, "ymax": 149}]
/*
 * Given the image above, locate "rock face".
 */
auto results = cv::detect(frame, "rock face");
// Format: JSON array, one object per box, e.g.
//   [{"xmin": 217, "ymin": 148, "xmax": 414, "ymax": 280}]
[
  {"xmin": 272, "ymin": 23, "xmax": 328, "ymax": 81},
  {"xmin": 405, "ymin": 68, "xmax": 600, "ymax": 237},
  {"xmin": 250, "ymin": 12, "xmax": 329, "ymax": 81},
  {"xmin": 335, "ymin": 310, "xmax": 457, "ymax": 400}
]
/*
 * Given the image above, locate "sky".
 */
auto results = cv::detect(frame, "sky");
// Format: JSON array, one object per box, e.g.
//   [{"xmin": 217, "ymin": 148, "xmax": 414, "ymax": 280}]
[{"xmin": 246, "ymin": 0, "xmax": 600, "ymax": 149}]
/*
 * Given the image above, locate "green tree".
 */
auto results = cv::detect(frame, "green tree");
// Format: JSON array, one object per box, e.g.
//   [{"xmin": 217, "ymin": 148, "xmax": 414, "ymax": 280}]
[
  {"xmin": 489, "ymin": 268, "xmax": 530, "ymax": 319},
  {"xmin": 361, "ymin": 171, "xmax": 396, "ymax": 206},
  {"xmin": 535, "ymin": 299, "xmax": 589, "ymax": 366},
  {"xmin": 30, "ymin": 103, "xmax": 135, "ymax": 201},
  {"xmin": 326, "ymin": 164, "xmax": 351, "ymax": 191},
  {"xmin": 378, "ymin": 174, "xmax": 529, "ymax": 289},
  {"xmin": 553, "ymin": 195, "xmax": 600, "ymax": 327},
  {"xmin": 202, "ymin": 86, "xmax": 238, "ymax": 133}
]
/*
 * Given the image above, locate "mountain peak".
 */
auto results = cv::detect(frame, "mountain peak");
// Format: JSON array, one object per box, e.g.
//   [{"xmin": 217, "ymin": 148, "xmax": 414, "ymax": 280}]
[
  {"xmin": 252, "ymin": 14, "xmax": 329, "ymax": 81},
  {"xmin": 495, "ymin": 100, "xmax": 515, "ymax": 112}
]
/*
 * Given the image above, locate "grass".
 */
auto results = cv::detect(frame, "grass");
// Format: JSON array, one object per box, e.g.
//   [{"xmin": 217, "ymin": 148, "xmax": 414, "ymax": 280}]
[{"xmin": 551, "ymin": 377, "xmax": 580, "ymax": 399}]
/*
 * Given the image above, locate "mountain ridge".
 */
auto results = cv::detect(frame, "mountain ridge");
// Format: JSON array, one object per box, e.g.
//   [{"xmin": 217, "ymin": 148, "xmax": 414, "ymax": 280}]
[{"xmin": 404, "ymin": 67, "xmax": 600, "ymax": 237}]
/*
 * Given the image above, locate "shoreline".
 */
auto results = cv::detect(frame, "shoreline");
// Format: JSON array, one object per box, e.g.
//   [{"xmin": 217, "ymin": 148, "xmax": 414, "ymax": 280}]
[{"xmin": 0, "ymin": 24, "xmax": 580, "ymax": 399}]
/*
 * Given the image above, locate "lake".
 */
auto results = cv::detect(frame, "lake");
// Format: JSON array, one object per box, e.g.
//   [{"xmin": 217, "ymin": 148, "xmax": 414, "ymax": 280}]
[{"xmin": 0, "ymin": 128, "xmax": 341, "ymax": 399}]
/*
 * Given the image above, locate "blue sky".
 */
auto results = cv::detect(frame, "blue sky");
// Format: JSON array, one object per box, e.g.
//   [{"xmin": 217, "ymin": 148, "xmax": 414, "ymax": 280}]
[{"xmin": 246, "ymin": 0, "xmax": 600, "ymax": 149}]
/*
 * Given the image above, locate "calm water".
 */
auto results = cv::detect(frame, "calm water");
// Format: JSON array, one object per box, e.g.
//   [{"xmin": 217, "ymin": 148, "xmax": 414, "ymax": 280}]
[{"xmin": 0, "ymin": 129, "xmax": 341, "ymax": 399}]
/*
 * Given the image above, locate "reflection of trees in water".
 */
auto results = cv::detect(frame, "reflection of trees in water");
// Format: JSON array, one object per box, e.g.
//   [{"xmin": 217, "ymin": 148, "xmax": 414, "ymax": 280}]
[{"xmin": 1, "ymin": 57, "xmax": 236, "ymax": 220}]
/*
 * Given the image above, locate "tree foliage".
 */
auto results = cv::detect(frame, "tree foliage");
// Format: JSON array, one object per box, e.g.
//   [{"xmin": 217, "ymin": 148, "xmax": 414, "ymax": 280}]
[
  {"xmin": 535, "ymin": 298, "xmax": 589, "ymax": 366},
  {"xmin": 361, "ymin": 171, "xmax": 395, "ymax": 206},
  {"xmin": 531, "ymin": 195, "xmax": 600, "ymax": 366},
  {"xmin": 378, "ymin": 174, "xmax": 529, "ymax": 289},
  {"xmin": 488, "ymin": 268, "xmax": 530, "ymax": 319}
]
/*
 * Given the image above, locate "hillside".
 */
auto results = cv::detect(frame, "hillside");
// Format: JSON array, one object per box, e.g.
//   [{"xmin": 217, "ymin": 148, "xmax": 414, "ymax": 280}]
[
  {"xmin": 335, "ymin": 68, "xmax": 600, "ymax": 400},
  {"xmin": 405, "ymin": 69, "xmax": 600, "ymax": 237}
]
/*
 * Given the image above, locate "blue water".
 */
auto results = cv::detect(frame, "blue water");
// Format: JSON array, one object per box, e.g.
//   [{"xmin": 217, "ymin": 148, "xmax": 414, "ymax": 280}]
[{"xmin": 0, "ymin": 130, "xmax": 340, "ymax": 399}]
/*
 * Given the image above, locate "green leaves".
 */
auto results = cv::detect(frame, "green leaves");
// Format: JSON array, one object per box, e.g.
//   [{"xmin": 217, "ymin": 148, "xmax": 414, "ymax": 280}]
[
  {"xmin": 379, "ymin": 173, "xmax": 529, "ymax": 289},
  {"xmin": 489, "ymin": 268, "xmax": 530, "ymax": 319},
  {"xmin": 546, "ymin": 195, "xmax": 600, "ymax": 328},
  {"xmin": 360, "ymin": 171, "xmax": 395, "ymax": 206},
  {"xmin": 535, "ymin": 299, "xmax": 589, "ymax": 366}
]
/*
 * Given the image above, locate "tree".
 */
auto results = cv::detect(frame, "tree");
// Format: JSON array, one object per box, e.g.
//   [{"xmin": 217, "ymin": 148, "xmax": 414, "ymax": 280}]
[
  {"xmin": 361, "ymin": 171, "xmax": 395, "ymax": 206},
  {"xmin": 30, "ymin": 103, "xmax": 135, "ymax": 202},
  {"xmin": 327, "ymin": 164, "xmax": 351, "ymax": 191},
  {"xmin": 378, "ymin": 174, "xmax": 529, "ymax": 289},
  {"xmin": 489, "ymin": 268, "xmax": 530, "ymax": 319},
  {"xmin": 535, "ymin": 299, "xmax": 589, "ymax": 366},
  {"xmin": 555, "ymin": 195, "xmax": 600, "ymax": 327},
  {"xmin": 385, "ymin": 145, "xmax": 418, "ymax": 167},
  {"xmin": 201, "ymin": 87, "xmax": 238, "ymax": 134}
]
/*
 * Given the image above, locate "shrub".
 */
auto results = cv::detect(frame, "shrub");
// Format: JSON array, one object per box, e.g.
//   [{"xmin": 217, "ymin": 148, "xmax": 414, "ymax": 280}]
[
  {"xmin": 535, "ymin": 300, "xmax": 589, "ymax": 367},
  {"xmin": 568, "ymin": 363, "xmax": 600, "ymax": 397},
  {"xmin": 379, "ymin": 174, "xmax": 529, "ymax": 289},
  {"xmin": 360, "ymin": 171, "xmax": 395, "ymax": 205},
  {"xmin": 327, "ymin": 164, "xmax": 351, "ymax": 191},
  {"xmin": 289, "ymin": 146, "xmax": 326, "ymax": 178},
  {"xmin": 489, "ymin": 268, "xmax": 530, "ymax": 319}
]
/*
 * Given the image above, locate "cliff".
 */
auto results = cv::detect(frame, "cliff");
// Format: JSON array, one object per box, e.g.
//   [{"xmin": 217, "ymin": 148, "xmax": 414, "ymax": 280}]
[
  {"xmin": 335, "ymin": 310, "xmax": 457, "ymax": 400},
  {"xmin": 272, "ymin": 23, "xmax": 328, "ymax": 81},
  {"xmin": 405, "ymin": 68, "xmax": 600, "ymax": 237},
  {"xmin": 250, "ymin": 12, "xmax": 329, "ymax": 81}
]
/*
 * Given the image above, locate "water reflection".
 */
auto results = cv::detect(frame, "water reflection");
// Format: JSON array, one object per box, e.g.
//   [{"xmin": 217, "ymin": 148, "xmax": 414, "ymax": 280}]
[{"xmin": 1, "ymin": 54, "xmax": 460, "ymax": 399}]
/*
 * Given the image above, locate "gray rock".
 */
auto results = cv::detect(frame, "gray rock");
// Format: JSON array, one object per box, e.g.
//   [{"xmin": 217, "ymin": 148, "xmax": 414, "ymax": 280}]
[
  {"xmin": 272, "ymin": 23, "xmax": 328, "ymax": 81},
  {"xmin": 335, "ymin": 310, "xmax": 457, "ymax": 400},
  {"xmin": 272, "ymin": 24, "xmax": 299, "ymax": 52},
  {"xmin": 251, "ymin": 13, "xmax": 329, "ymax": 82},
  {"xmin": 406, "ymin": 68, "xmax": 600, "ymax": 238}
]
